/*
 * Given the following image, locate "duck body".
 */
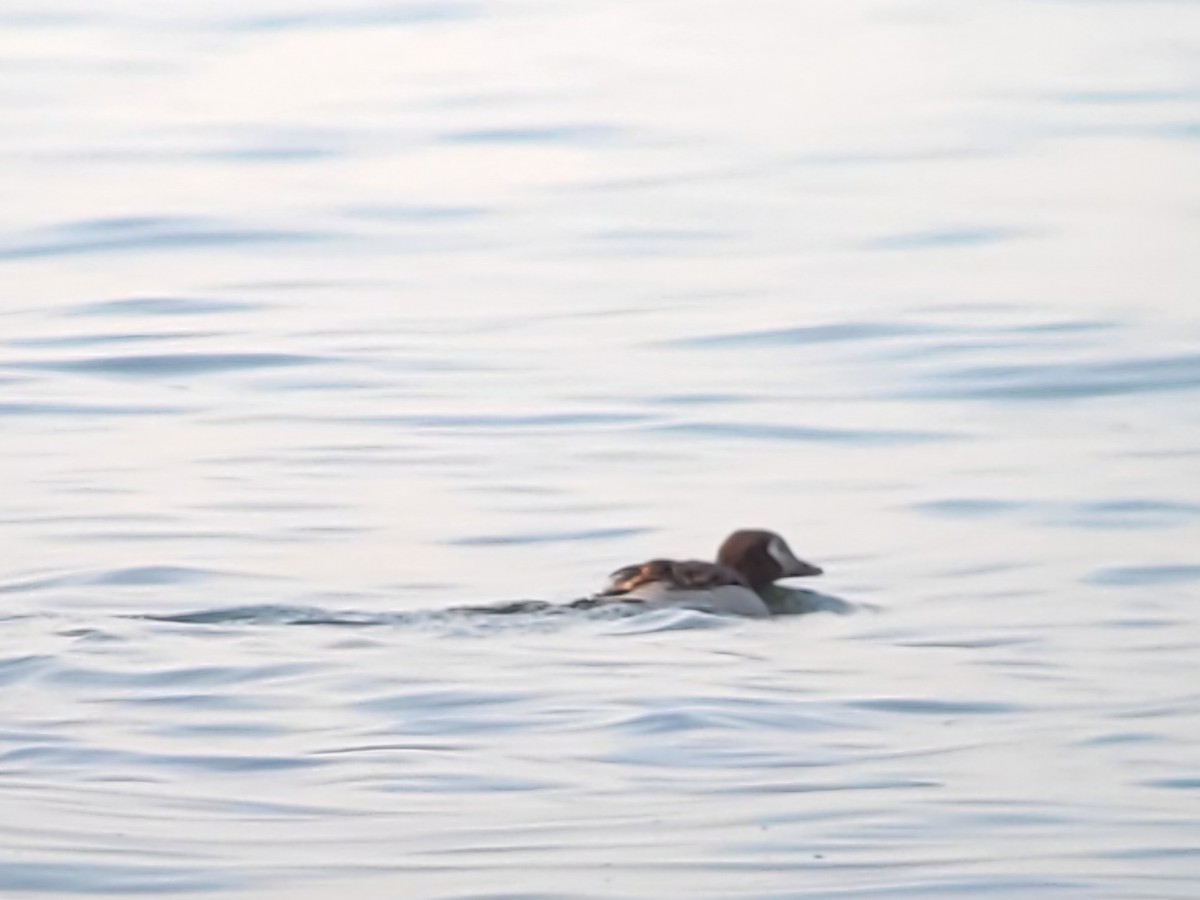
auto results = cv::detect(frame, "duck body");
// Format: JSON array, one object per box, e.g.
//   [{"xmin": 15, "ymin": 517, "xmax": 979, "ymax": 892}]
[
  {"xmin": 605, "ymin": 571, "xmax": 774, "ymax": 618},
  {"xmin": 597, "ymin": 530, "xmax": 822, "ymax": 618}
]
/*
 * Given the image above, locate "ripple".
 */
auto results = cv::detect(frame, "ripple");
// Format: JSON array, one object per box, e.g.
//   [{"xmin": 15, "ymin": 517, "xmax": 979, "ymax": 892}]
[
  {"xmin": 43, "ymin": 660, "xmax": 312, "ymax": 690},
  {"xmin": 0, "ymin": 655, "xmax": 53, "ymax": 686},
  {"xmin": 1063, "ymin": 499, "xmax": 1200, "ymax": 529},
  {"xmin": 135, "ymin": 600, "xmax": 749, "ymax": 633},
  {"xmin": 848, "ymin": 698, "xmax": 1021, "ymax": 715},
  {"xmin": 18, "ymin": 351, "xmax": 322, "ymax": 378},
  {"xmin": 643, "ymin": 392, "xmax": 746, "ymax": 406},
  {"xmin": 713, "ymin": 776, "xmax": 942, "ymax": 796},
  {"xmin": 1003, "ymin": 319, "xmax": 1116, "ymax": 335},
  {"xmin": 0, "ymin": 742, "xmax": 322, "ymax": 774},
  {"xmin": 1054, "ymin": 89, "xmax": 1198, "ymax": 105},
  {"xmin": 0, "ymin": 861, "xmax": 240, "ymax": 895},
  {"xmin": 379, "ymin": 772, "xmax": 558, "ymax": 793},
  {"xmin": 234, "ymin": 3, "xmax": 476, "ymax": 31},
  {"xmin": 915, "ymin": 497, "xmax": 1200, "ymax": 529},
  {"xmin": 659, "ymin": 421, "xmax": 952, "ymax": 445},
  {"xmin": 70, "ymin": 297, "xmax": 261, "ymax": 317},
  {"xmin": 611, "ymin": 697, "xmax": 840, "ymax": 736},
  {"xmin": 911, "ymin": 351, "xmax": 1200, "ymax": 401},
  {"xmin": 0, "ymin": 216, "xmax": 327, "ymax": 260},
  {"xmin": 0, "ymin": 566, "xmax": 252, "ymax": 593},
  {"xmin": 90, "ymin": 566, "xmax": 230, "ymax": 586},
  {"xmin": 1087, "ymin": 565, "xmax": 1200, "ymax": 586},
  {"xmin": 10, "ymin": 331, "xmax": 224, "ymax": 349},
  {"xmin": 1085, "ymin": 499, "xmax": 1200, "ymax": 516},
  {"xmin": 450, "ymin": 526, "xmax": 651, "ymax": 546},
  {"xmin": 1073, "ymin": 731, "xmax": 1160, "ymax": 747},
  {"xmin": 355, "ymin": 411, "xmax": 651, "ymax": 430},
  {"xmin": 863, "ymin": 226, "xmax": 1026, "ymax": 251},
  {"xmin": 912, "ymin": 499, "xmax": 1026, "ymax": 519},
  {"xmin": 136, "ymin": 605, "xmax": 374, "ymax": 627},
  {"xmin": 441, "ymin": 124, "xmax": 618, "ymax": 145},
  {"xmin": 0, "ymin": 401, "xmax": 190, "ymax": 417},
  {"xmin": 1142, "ymin": 778, "xmax": 1200, "ymax": 790},
  {"xmin": 667, "ymin": 320, "xmax": 945, "ymax": 348}
]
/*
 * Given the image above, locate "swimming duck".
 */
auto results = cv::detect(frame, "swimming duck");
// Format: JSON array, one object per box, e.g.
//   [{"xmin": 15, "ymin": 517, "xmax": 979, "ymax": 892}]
[{"xmin": 597, "ymin": 529, "xmax": 823, "ymax": 617}]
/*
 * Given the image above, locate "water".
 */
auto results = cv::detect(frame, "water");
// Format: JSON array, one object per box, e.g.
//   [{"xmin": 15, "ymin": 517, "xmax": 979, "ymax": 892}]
[{"xmin": 2, "ymin": 1, "xmax": 1199, "ymax": 897}]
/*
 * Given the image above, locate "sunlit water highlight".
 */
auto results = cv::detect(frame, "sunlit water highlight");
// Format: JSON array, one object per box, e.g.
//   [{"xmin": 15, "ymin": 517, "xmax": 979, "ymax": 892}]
[{"xmin": 2, "ymin": 0, "xmax": 1199, "ymax": 897}]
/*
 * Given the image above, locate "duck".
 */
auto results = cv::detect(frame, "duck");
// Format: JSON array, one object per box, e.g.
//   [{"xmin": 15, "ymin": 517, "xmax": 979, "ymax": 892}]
[{"xmin": 596, "ymin": 529, "xmax": 823, "ymax": 617}]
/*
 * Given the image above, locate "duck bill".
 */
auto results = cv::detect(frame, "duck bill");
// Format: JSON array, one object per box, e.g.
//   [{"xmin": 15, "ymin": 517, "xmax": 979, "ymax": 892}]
[
  {"xmin": 787, "ymin": 559, "xmax": 823, "ymax": 578},
  {"xmin": 767, "ymin": 537, "xmax": 824, "ymax": 578}
]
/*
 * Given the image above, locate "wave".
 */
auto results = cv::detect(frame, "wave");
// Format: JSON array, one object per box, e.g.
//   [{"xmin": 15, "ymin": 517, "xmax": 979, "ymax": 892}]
[{"xmin": 134, "ymin": 588, "xmax": 855, "ymax": 632}]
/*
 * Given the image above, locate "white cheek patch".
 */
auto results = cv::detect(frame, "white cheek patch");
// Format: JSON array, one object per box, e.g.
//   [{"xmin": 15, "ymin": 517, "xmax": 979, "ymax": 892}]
[{"xmin": 767, "ymin": 537, "xmax": 800, "ymax": 570}]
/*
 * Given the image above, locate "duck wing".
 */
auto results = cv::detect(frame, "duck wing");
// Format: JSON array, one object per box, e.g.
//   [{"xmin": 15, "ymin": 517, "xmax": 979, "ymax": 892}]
[{"xmin": 600, "ymin": 558, "xmax": 748, "ymax": 596}]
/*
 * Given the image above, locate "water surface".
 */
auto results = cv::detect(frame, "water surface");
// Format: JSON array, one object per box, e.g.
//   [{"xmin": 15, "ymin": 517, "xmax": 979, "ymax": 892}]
[{"xmin": 2, "ymin": 0, "xmax": 1199, "ymax": 897}]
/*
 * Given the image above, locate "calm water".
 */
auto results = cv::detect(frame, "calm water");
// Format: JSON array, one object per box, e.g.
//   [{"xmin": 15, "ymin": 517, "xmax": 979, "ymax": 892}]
[{"xmin": 3, "ymin": 1, "xmax": 1200, "ymax": 897}]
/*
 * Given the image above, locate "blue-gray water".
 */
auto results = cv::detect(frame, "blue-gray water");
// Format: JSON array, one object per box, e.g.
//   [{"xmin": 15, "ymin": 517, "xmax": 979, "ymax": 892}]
[{"xmin": 2, "ymin": 1, "xmax": 1199, "ymax": 897}]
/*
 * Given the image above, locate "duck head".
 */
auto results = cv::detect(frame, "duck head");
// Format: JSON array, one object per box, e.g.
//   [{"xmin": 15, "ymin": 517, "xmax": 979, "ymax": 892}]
[{"xmin": 717, "ymin": 529, "xmax": 823, "ymax": 588}]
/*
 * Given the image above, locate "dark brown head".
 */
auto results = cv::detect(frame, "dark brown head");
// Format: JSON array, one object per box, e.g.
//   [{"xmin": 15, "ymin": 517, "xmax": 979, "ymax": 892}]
[{"xmin": 716, "ymin": 529, "xmax": 823, "ymax": 588}]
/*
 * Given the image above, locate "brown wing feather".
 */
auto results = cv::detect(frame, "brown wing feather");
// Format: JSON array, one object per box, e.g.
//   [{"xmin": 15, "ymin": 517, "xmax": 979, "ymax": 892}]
[{"xmin": 600, "ymin": 558, "xmax": 748, "ymax": 596}]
